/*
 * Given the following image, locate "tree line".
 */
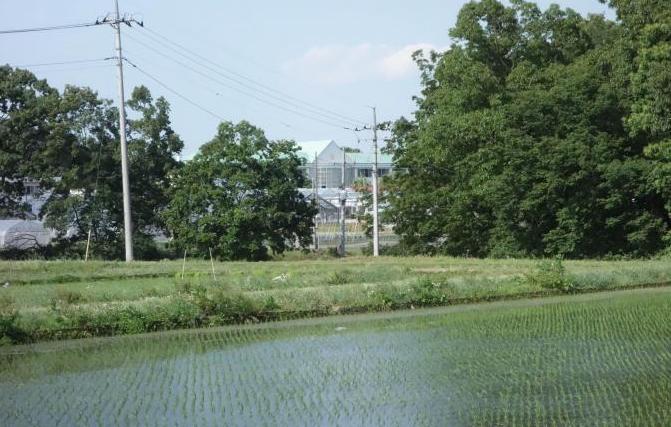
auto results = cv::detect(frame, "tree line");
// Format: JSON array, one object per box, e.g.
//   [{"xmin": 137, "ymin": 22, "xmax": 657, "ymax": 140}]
[
  {"xmin": 0, "ymin": 67, "xmax": 315, "ymax": 260},
  {"xmin": 3, "ymin": 0, "xmax": 671, "ymax": 260},
  {"xmin": 385, "ymin": 0, "xmax": 671, "ymax": 259}
]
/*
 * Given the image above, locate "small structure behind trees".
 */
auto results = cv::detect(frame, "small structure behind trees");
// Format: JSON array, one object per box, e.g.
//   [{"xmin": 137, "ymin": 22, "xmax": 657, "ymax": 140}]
[{"xmin": 0, "ymin": 220, "xmax": 52, "ymax": 250}]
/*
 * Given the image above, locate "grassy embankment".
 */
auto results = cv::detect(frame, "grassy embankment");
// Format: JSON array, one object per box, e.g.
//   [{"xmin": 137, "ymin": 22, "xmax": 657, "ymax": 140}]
[{"xmin": 1, "ymin": 256, "xmax": 670, "ymax": 344}]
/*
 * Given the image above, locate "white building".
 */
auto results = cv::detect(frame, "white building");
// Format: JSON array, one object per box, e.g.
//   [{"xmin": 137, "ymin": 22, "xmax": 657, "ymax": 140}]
[
  {"xmin": 295, "ymin": 140, "xmax": 393, "ymax": 220},
  {"xmin": 296, "ymin": 140, "xmax": 394, "ymax": 189}
]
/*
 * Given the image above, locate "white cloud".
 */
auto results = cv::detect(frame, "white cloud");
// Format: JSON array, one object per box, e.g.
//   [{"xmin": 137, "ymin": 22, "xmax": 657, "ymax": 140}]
[
  {"xmin": 378, "ymin": 43, "xmax": 437, "ymax": 80},
  {"xmin": 283, "ymin": 43, "xmax": 444, "ymax": 85}
]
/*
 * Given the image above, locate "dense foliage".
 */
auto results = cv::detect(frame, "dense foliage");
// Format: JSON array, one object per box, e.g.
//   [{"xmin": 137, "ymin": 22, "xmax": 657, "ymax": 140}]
[
  {"xmin": 387, "ymin": 0, "xmax": 671, "ymax": 258},
  {"xmin": 164, "ymin": 121, "xmax": 316, "ymax": 261},
  {"xmin": 0, "ymin": 66, "xmax": 67, "ymax": 218},
  {"xmin": 0, "ymin": 66, "xmax": 184, "ymax": 258},
  {"xmin": 0, "ymin": 67, "xmax": 312, "ymax": 260},
  {"xmin": 6, "ymin": 0, "xmax": 671, "ymax": 260},
  {"xmin": 41, "ymin": 85, "xmax": 184, "ymax": 259}
]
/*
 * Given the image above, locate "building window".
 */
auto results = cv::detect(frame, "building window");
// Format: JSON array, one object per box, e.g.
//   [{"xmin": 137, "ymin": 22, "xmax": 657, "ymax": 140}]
[
  {"xmin": 24, "ymin": 184, "xmax": 39, "ymax": 196},
  {"xmin": 358, "ymin": 168, "xmax": 372, "ymax": 178}
]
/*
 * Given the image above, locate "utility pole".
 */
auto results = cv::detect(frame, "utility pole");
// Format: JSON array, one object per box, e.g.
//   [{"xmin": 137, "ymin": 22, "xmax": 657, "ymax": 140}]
[
  {"xmin": 112, "ymin": 0, "xmax": 133, "ymax": 261},
  {"xmin": 371, "ymin": 107, "xmax": 380, "ymax": 257},
  {"xmin": 313, "ymin": 152, "xmax": 319, "ymax": 250},
  {"xmin": 341, "ymin": 148, "xmax": 346, "ymax": 188},
  {"xmin": 339, "ymin": 148, "xmax": 347, "ymax": 257}
]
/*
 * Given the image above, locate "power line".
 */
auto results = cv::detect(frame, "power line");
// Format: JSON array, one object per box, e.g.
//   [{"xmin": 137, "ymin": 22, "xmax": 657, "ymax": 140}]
[
  {"xmin": 18, "ymin": 64, "xmax": 115, "ymax": 74},
  {"xmin": 135, "ymin": 26, "xmax": 368, "ymax": 127},
  {"xmin": 127, "ymin": 48, "xmax": 248, "ymax": 107},
  {"xmin": 132, "ymin": 47, "xmax": 269, "ymax": 118},
  {"xmin": 124, "ymin": 57, "xmax": 227, "ymax": 122},
  {"xmin": 123, "ymin": 32, "xmax": 350, "ymax": 129},
  {"xmin": 138, "ymin": 26, "xmax": 367, "ymax": 126},
  {"xmin": 0, "ymin": 21, "xmax": 102, "ymax": 35},
  {"xmin": 124, "ymin": 30, "xmax": 353, "ymax": 129},
  {"xmin": 12, "ymin": 58, "xmax": 111, "ymax": 68},
  {"xmin": 2, "ymin": 18, "xmax": 368, "ymax": 130}
]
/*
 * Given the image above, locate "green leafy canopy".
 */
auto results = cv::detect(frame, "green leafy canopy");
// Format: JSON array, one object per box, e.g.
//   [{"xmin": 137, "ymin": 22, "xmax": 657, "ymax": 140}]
[
  {"xmin": 387, "ymin": 0, "xmax": 671, "ymax": 258},
  {"xmin": 163, "ymin": 121, "xmax": 316, "ymax": 261}
]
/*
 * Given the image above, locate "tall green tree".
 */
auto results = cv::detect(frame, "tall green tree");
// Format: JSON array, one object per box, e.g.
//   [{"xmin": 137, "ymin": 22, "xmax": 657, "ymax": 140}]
[
  {"xmin": 604, "ymin": 0, "xmax": 671, "ymax": 234},
  {"xmin": 42, "ymin": 85, "xmax": 183, "ymax": 258},
  {"xmin": 164, "ymin": 121, "xmax": 316, "ymax": 261},
  {"xmin": 0, "ymin": 66, "xmax": 63, "ymax": 218},
  {"xmin": 126, "ymin": 86, "xmax": 184, "ymax": 233},
  {"xmin": 388, "ymin": 0, "xmax": 669, "ymax": 258}
]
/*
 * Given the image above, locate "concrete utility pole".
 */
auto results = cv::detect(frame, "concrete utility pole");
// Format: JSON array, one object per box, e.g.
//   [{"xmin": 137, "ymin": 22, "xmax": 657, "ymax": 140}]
[
  {"xmin": 371, "ymin": 107, "xmax": 380, "ymax": 257},
  {"xmin": 339, "ymin": 148, "xmax": 347, "ymax": 257},
  {"xmin": 341, "ymin": 148, "xmax": 346, "ymax": 188},
  {"xmin": 113, "ymin": 0, "xmax": 133, "ymax": 261},
  {"xmin": 313, "ymin": 152, "xmax": 319, "ymax": 250}
]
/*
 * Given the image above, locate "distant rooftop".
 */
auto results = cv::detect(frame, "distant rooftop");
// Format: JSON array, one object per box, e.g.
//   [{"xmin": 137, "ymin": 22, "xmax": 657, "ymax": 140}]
[
  {"xmin": 348, "ymin": 152, "xmax": 393, "ymax": 165},
  {"xmin": 295, "ymin": 140, "xmax": 335, "ymax": 161},
  {"xmin": 295, "ymin": 139, "xmax": 393, "ymax": 165}
]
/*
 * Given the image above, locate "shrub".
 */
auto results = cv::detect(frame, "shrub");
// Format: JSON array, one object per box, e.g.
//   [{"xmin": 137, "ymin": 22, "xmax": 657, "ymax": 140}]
[
  {"xmin": 208, "ymin": 290, "xmax": 258, "ymax": 323},
  {"xmin": 263, "ymin": 296, "xmax": 280, "ymax": 311},
  {"xmin": 142, "ymin": 287, "xmax": 161, "ymax": 298},
  {"xmin": 62, "ymin": 298, "xmax": 202, "ymax": 338},
  {"xmin": 144, "ymin": 298, "xmax": 202, "ymax": 331},
  {"xmin": 526, "ymin": 258, "xmax": 577, "ymax": 293},
  {"xmin": 52, "ymin": 288, "xmax": 84, "ymax": 305},
  {"xmin": 327, "ymin": 247, "xmax": 341, "ymax": 258},
  {"xmin": 114, "ymin": 306, "xmax": 147, "ymax": 334},
  {"xmin": 361, "ymin": 241, "xmax": 430, "ymax": 257},
  {"xmin": 411, "ymin": 277, "xmax": 450, "ymax": 305},
  {"xmin": 0, "ymin": 294, "xmax": 14, "ymax": 312},
  {"xmin": 174, "ymin": 280, "xmax": 207, "ymax": 297},
  {"xmin": 327, "ymin": 270, "xmax": 353, "ymax": 285},
  {"xmin": 182, "ymin": 286, "xmax": 259, "ymax": 324},
  {"xmin": 366, "ymin": 284, "xmax": 403, "ymax": 310},
  {"xmin": 0, "ymin": 295, "xmax": 27, "ymax": 345},
  {"xmin": 133, "ymin": 234, "xmax": 177, "ymax": 261}
]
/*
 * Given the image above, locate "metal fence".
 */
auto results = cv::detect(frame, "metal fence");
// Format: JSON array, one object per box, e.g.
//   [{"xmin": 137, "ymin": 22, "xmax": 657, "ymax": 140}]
[{"xmin": 315, "ymin": 221, "xmax": 399, "ymax": 251}]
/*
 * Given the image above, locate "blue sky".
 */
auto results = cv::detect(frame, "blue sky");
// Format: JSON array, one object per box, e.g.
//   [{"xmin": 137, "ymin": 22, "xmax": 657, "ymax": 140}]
[{"xmin": 1, "ymin": 0, "xmax": 614, "ymax": 157}]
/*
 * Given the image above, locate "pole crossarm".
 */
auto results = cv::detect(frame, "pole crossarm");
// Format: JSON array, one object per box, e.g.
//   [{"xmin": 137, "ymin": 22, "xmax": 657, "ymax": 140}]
[{"xmin": 99, "ymin": 14, "xmax": 144, "ymax": 29}]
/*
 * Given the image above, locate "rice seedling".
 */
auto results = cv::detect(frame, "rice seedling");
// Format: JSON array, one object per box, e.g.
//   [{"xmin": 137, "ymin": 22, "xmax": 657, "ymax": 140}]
[{"xmin": 0, "ymin": 288, "xmax": 669, "ymax": 426}]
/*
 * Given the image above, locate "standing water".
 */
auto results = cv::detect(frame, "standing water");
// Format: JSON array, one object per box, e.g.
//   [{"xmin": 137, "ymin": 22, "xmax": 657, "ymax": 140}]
[{"xmin": 2, "ymin": 289, "xmax": 671, "ymax": 426}]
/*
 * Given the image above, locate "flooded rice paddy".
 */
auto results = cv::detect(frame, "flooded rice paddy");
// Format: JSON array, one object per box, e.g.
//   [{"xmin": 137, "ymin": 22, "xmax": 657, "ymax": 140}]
[{"xmin": 1, "ymin": 288, "xmax": 670, "ymax": 426}]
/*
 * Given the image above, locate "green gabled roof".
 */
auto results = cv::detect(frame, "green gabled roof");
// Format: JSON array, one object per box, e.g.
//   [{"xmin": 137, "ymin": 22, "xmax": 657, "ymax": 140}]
[
  {"xmin": 295, "ymin": 140, "xmax": 335, "ymax": 162},
  {"xmin": 294, "ymin": 140, "xmax": 394, "ymax": 165},
  {"xmin": 348, "ymin": 152, "xmax": 394, "ymax": 165}
]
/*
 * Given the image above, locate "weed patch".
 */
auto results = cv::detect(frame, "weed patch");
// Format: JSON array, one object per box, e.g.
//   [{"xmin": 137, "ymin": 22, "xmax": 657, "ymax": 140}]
[
  {"xmin": 0, "ymin": 295, "xmax": 26, "ymax": 345},
  {"xmin": 52, "ymin": 288, "xmax": 85, "ymax": 305},
  {"xmin": 525, "ymin": 258, "xmax": 577, "ymax": 293},
  {"xmin": 327, "ymin": 270, "xmax": 353, "ymax": 285}
]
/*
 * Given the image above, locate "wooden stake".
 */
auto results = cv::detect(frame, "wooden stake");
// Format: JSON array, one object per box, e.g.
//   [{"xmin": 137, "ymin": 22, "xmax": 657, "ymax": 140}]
[
  {"xmin": 84, "ymin": 228, "xmax": 92, "ymax": 262},
  {"xmin": 209, "ymin": 247, "xmax": 217, "ymax": 281},
  {"xmin": 181, "ymin": 248, "xmax": 187, "ymax": 280}
]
